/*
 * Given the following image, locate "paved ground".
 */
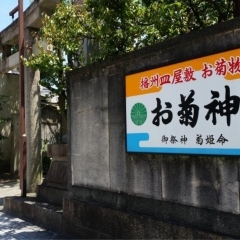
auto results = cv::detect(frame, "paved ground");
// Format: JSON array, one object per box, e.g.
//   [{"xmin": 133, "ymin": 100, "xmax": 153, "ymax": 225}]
[
  {"xmin": 0, "ymin": 212, "xmax": 72, "ymax": 239},
  {"xmin": 0, "ymin": 177, "xmax": 76, "ymax": 239},
  {"xmin": 0, "ymin": 178, "xmax": 21, "ymax": 211}
]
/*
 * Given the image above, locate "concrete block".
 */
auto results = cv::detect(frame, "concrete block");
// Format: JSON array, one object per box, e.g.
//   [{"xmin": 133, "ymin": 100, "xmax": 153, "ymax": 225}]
[
  {"xmin": 3, "ymin": 196, "xmax": 64, "ymax": 235},
  {"xmin": 9, "ymin": 197, "xmax": 23, "ymax": 216},
  {"xmin": 217, "ymin": 157, "xmax": 239, "ymax": 213},
  {"xmin": 22, "ymin": 201, "xmax": 35, "ymax": 220},
  {"xmin": 126, "ymin": 154, "xmax": 162, "ymax": 199},
  {"xmin": 169, "ymin": 223, "xmax": 194, "ymax": 239},
  {"xmin": 3, "ymin": 197, "xmax": 13, "ymax": 211},
  {"xmin": 35, "ymin": 203, "xmax": 62, "ymax": 232},
  {"xmin": 43, "ymin": 160, "xmax": 67, "ymax": 190},
  {"xmin": 215, "ymin": 211, "xmax": 240, "ymax": 238},
  {"xmin": 62, "ymin": 197, "xmax": 228, "ymax": 239},
  {"xmin": 108, "ymin": 73, "xmax": 128, "ymax": 193},
  {"xmin": 3, "ymin": 197, "xmax": 36, "ymax": 221},
  {"xmin": 70, "ymin": 74, "xmax": 110, "ymax": 189},
  {"xmin": 37, "ymin": 185, "xmax": 67, "ymax": 205},
  {"xmin": 192, "ymin": 229, "xmax": 230, "ymax": 240},
  {"xmin": 24, "ymin": 63, "xmax": 42, "ymax": 192},
  {"xmin": 47, "ymin": 144, "xmax": 67, "ymax": 161},
  {"xmin": 211, "ymin": 31, "xmax": 240, "ymax": 54},
  {"xmin": 70, "ymin": 185, "xmax": 127, "ymax": 210},
  {"xmin": 162, "ymin": 156, "xmax": 218, "ymax": 209},
  {"xmin": 62, "ymin": 220, "xmax": 114, "ymax": 239},
  {"xmin": 126, "ymin": 194, "xmax": 157, "ymax": 218}
]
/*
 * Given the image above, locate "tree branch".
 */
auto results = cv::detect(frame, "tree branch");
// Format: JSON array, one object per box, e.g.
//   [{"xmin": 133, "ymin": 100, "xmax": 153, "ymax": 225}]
[{"xmin": 188, "ymin": 0, "xmax": 204, "ymax": 28}]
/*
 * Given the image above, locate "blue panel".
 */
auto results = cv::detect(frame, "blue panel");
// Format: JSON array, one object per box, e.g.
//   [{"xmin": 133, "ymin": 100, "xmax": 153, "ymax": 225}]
[{"xmin": 126, "ymin": 133, "xmax": 240, "ymax": 156}]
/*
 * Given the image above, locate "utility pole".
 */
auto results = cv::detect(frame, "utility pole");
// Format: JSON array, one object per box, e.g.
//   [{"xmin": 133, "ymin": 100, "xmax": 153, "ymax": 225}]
[
  {"xmin": 18, "ymin": 0, "xmax": 27, "ymax": 198},
  {"xmin": 9, "ymin": 0, "xmax": 26, "ymax": 197}
]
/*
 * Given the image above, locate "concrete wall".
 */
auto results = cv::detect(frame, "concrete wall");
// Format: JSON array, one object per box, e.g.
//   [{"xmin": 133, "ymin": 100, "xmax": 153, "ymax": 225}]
[
  {"xmin": 67, "ymin": 18, "xmax": 240, "ymax": 238},
  {"xmin": 0, "ymin": 52, "xmax": 19, "ymax": 73},
  {"xmin": 41, "ymin": 105, "xmax": 61, "ymax": 144},
  {"xmin": 0, "ymin": 73, "xmax": 19, "ymax": 176}
]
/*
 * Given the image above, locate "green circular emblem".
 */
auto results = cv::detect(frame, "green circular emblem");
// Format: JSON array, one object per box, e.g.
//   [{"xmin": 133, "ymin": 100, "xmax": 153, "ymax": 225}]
[{"xmin": 131, "ymin": 103, "xmax": 147, "ymax": 126}]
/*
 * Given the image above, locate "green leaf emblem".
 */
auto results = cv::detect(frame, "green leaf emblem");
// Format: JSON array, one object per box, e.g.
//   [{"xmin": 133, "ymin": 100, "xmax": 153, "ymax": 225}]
[{"xmin": 131, "ymin": 103, "xmax": 147, "ymax": 126}]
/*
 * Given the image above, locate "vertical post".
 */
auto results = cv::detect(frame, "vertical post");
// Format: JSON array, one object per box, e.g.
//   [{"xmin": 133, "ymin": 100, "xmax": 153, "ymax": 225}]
[
  {"xmin": 18, "ymin": 0, "xmax": 26, "ymax": 197},
  {"xmin": 234, "ymin": 0, "xmax": 240, "ymax": 18}
]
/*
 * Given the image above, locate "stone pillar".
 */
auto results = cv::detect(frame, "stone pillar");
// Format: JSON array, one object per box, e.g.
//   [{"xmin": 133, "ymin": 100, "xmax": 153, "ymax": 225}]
[{"xmin": 24, "ymin": 28, "xmax": 42, "ymax": 192}]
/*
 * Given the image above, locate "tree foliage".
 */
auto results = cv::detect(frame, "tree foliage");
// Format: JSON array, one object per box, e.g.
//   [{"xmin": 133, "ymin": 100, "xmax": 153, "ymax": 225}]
[
  {"xmin": 22, "ymin": 0, "xmax": 234, "ymax": 134},
  {"xmin": 83, "ymin": 0, "xmax": 234, "ymax": 58},
  {"xmin": 24, "ymin": 0, "xmax": 234, "ymax": 67}
]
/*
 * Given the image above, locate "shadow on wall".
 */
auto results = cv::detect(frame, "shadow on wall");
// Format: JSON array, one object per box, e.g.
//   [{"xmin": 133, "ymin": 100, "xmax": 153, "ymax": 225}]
[{"xmin": 127, "ymin": 153, "xmax": 239, "ymax": 214}]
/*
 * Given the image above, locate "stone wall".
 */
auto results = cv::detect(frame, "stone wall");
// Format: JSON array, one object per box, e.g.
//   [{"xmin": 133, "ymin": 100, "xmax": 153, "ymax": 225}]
[{"xmin": 66, "ymin": 18, "xmax": 240, "ymax": 238}]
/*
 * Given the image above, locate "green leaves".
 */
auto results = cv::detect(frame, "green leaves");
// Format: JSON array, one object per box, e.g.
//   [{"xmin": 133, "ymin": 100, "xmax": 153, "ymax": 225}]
[
  {"xmin": 23, "ymin": 0, "xmax": 234, "ymax": 94},
  {"xmin": 21, "ymin": 0, "xmax": 234, "ymax": 136}
]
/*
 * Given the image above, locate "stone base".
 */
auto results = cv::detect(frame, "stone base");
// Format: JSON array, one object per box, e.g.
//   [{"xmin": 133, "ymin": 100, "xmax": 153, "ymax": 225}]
[
  {"xmin": 3, "ymin": 197, "xmax": 63, "ymax": 232},
  {"xmin": 38, "ymin": 160, "xmax": 68, "ymax": 205},
  {"xmin": 37, "ymin": 185, "xmax": 67, "ymax": 206},
  {"xmin": 42, "ymin": 160, "xmax": 67, "ymax": 190},
  {"xmin": 4, "ymin": 195, "xmax": 232, "ymax": 239},
  {"xmin": 62, "ymin": 197, "xmax": 230, "ymax": 239}
]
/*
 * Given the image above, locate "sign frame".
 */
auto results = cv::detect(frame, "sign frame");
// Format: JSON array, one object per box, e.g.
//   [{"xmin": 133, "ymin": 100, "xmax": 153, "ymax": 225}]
[{"xmin": 125, "ymin": 49, "xmax": 240, "ymax": 156}]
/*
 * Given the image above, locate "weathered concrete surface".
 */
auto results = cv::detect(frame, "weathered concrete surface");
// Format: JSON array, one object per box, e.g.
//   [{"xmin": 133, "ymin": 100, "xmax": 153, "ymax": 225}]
[
  {"xmin": 42, "ymin": 160, "xmax": 67, "ymax": 189},
  {"xmin": 0, "ymin": 74, "xmax": 20, "ymax": 177},
  {"xmin": 70, "ymin": 75, "xmax": 110, "ymax": 189},
  {"xmin": 4, "ymin": 197, "xmax": 63, "ymax": 232},
  {"xmin": 67, "ymin": 17, "xmax": 240, "ymax": 238},
  {"xmin": 0, "ymin": 52, "xmax": 19, "ymax": 73},
  {"xmin": 63, "ymin": 197, "xmax": 231, "ymax": 239},
  {"xmin": 37, "ymin": 185, "xmax": 67, "ymax": 205},
  {"xmin": 66, "ymin": 184, "xmax": 240, "ymax": 238},
  {"xmin": 69, "ymin": 17, "xmax": 240, "ymax": 212},
  {"xmin": 0, "ymin": 0, "xmax": 60, "ymax": 47},
  {"xmin": 24, "ymin": 27, "xmax": 42, "ymax": 192},
  {"xmin": 47, "ymin": 144, "xmax": 67, "ymax": 161},
  {"xmin": 161, "ymin": 156, "xmax": 238, "ymax": 212},
  {"xmin": 38, "ymin": 145, "xmax": 68, "ymax": 205}
]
